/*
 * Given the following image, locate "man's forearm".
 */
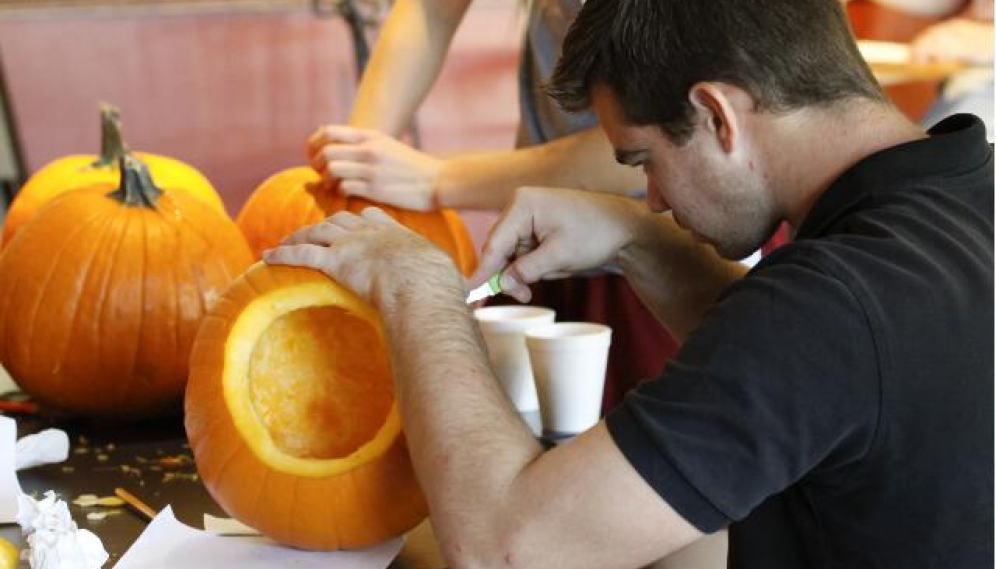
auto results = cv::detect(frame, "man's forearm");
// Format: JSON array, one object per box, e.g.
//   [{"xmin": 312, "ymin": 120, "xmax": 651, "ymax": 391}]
[
  {"xmin": 436, "ymin": 128, "xmax": 647, "ymax": 210},
  {"xmin": 379, "ymin": 283, "xmax": 544, "ymax": 561}
]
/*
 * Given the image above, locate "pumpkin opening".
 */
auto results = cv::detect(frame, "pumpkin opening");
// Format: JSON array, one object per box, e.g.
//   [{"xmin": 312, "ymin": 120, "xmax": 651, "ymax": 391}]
[
  {"xmin": 248, "ymin": 305, "xmax": 394, "ymax": 460},
  {"xmin": 224, "ymin": 282, "xmax": 401, "ymax": 477}
]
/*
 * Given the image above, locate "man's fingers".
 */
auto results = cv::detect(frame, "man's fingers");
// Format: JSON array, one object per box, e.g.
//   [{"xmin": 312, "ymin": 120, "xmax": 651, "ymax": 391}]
[
  {"xmin": 359, "ymin": 206, "xmax": 397, "ymax": 224},
  {"xmin": 281, "ymin": 220, "xmax": 346, "ymax": 246},
  {"xmin": 495, "ymin": 268, "xmax": 532, "ymax": 303},
  {"xmin": 327, "ymin": 211, "xmax": 369, "ymax": 230},
  {"xmin": 470, "ymin": 240, "xmax": 517, "ymax": 287},
  {"xmin": 263, "ymin": 243, "xmax": 331, "ymax": 269},
  {"xmin": 470, "ymin": 212, "xmax": 533, "ymax": 285}
]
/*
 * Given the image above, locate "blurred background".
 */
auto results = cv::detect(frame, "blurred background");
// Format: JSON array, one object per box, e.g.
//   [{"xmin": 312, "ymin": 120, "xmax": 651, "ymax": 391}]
[{"xmin": 0, "ymin": 0, "xmax": 523, "ymax": 246}]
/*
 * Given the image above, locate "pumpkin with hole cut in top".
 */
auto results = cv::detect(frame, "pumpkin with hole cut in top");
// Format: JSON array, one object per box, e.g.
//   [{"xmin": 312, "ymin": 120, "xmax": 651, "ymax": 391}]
[
  {"xmin": 184, "ymin": 261, "xmax": 427, "ymax": 550},
  {"xmin": 235, "ymin": 166, "xmax": 477, "ymax": 275},
  {"xmin": 1, "ymin": 103, "xmax": 226, "ymax": 248},
  {"xmin": 0, "ymin": 156, "xmax": 252, "ymax": 418}
]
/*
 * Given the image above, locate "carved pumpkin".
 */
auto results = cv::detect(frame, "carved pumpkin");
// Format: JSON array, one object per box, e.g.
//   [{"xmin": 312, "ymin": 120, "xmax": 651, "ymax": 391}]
[
  {"xmin": 0, "ymin": 156, "xmax": 252, "ymax": 417},
  {"xmin": 1, "ymin": 104, "xmax": 226, "ymax": 247},
  {"xmin": 185, "ymin": 262, "xmax": 427, "ymax": 550},
  {"xmin": 235, "ymin": 166, "xmax": 477, "ymax": 275}
]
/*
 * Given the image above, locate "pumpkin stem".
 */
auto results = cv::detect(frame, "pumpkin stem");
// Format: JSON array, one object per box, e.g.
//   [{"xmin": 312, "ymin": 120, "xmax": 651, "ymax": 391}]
[
  {"xmin": 107, "ymin": 155, "xmax": 162, "ymax": 208},
  {"xmin": 93, "ymin": 103, "xmax": 128, "ymax": 168}
]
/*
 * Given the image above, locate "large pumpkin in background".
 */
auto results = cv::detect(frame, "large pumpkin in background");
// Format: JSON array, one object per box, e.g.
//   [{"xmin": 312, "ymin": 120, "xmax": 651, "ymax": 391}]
[
  {"xmin": 1, "ymin": 103, "xmax": 226, "ymax": 247},
  {"xmin": 236, "ymin": 167, "xmax": 477, "ymax": 275},
  {"xmin": 0, "ymin": 156, "xmax": 252, "ymax": 417},
  {"xmin": 185, "ymin": 262, "xmax": 427, "ymax": 550}
]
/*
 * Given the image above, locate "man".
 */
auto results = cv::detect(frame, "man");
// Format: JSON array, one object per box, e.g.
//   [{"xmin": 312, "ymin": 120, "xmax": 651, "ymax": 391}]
[{"xmin": 264, "ymin": 0, "xmax": 993, "ymax": 566}]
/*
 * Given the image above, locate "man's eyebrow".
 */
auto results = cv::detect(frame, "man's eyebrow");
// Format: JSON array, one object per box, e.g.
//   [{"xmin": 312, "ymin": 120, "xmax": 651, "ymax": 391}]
[{"xmin": 614, "ymin": 149, "xmax": 647, "ymax": 166}]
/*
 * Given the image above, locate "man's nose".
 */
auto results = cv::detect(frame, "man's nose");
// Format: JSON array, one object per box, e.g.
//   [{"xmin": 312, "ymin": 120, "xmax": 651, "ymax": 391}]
[{"xmin": 646, "ymin": 184, "xmax": 670, "ymax": 213}]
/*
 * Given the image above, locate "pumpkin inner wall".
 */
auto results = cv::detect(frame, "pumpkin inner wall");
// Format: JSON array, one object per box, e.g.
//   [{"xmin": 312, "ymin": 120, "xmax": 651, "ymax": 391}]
[{"xmin": 247, "ymin": 306, "xmax": 393, "ymax": 460}]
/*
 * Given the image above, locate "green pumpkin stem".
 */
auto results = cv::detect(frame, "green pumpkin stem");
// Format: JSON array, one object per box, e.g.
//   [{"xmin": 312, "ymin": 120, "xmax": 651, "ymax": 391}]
[
  {"xmin": 93, "ymin": 103, "xmax": 128, "ymax": 168},
  {"xmin": 107, "ymin": 155, "xmax": 162, "ymax": 208}
]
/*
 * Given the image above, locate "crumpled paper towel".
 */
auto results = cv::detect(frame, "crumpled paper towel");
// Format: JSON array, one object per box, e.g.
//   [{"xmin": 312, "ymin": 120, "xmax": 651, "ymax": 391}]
[
  {"xmin": 15, "ymin": 430, "xmax": 70, "ymax": 471},
  {"xmin": 17, "ymin": 491, "xmax": 109, "ymax": 569}
]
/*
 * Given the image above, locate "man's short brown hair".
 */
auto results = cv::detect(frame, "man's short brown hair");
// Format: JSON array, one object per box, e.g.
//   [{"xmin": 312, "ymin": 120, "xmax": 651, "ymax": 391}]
[{"xmin": 549, "ymin": 0, "xmax": 886, "ymax": 143}]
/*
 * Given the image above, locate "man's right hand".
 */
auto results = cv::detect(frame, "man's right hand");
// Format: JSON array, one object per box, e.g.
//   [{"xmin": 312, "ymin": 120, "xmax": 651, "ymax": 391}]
[{"xmin": 470, "ymin": 187, "xmax": 647, "ymax": 303}]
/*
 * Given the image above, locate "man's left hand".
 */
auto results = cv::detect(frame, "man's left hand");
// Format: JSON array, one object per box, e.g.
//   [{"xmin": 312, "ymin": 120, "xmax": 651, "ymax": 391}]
[{"xmin": 262, "ymin": 207, "xmax": 465, "ymax": 314}]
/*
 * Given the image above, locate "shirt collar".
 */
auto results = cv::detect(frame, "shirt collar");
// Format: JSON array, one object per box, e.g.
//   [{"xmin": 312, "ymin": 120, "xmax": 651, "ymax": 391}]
[{"xmin": 795, "ymin": 114, "xmax": 992, "ymax": 240}]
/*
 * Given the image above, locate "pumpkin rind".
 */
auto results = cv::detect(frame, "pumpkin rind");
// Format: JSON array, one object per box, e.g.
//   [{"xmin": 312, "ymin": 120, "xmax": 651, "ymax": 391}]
[
  {"xmin": 185, "ymin": 263, "xmax": 427, "ymax": 550},
  {"xmin": 0, "ymin": 160, "xmax": 252, "ymax": 417},
  {"xmin": 1, "ymin": 105, "xmax": 226, "ymax": 248},
  {"xmin": 235, "ymin": 167, "xmax": 477, "ymax": 275}
]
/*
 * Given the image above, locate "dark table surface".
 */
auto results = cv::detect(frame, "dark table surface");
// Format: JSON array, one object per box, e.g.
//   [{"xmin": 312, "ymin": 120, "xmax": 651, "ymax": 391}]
[{"xmin": 0, "ymin": 402, "xmax": 446, "ymax": 569}]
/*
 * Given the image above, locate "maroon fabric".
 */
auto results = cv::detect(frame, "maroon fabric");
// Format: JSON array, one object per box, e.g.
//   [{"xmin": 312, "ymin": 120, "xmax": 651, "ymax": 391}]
[{"xmin": 490, "ymin": 275, "xmax": 679, "ymax": 413}]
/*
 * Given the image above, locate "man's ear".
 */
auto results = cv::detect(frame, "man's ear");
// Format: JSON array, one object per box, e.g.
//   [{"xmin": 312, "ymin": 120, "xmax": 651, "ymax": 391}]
[{"xmin": 687, "ymin": 82, "xmax": 751, "ymax": 155}]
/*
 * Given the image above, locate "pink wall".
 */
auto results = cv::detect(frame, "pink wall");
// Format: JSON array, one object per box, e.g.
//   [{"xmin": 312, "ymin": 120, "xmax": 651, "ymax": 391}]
[{"xmin": 0, "ymin": 2, "xmax": 520, "ymax": 248}]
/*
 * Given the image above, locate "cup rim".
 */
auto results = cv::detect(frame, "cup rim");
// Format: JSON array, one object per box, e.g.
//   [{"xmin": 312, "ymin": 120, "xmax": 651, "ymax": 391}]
[
  {"xmin": 524, "ymin": 322, "xmax": 612, "ymax": 347},
  {"xmin": 473, "ymin": 305, "xmax": 556, "ymax": 323}
]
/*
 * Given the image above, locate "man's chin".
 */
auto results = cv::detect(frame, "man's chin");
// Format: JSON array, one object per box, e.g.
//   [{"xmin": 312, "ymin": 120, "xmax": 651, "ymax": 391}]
[{"xmin": 713, "ymin": 239, "xmax": 761, "ymax": 262}]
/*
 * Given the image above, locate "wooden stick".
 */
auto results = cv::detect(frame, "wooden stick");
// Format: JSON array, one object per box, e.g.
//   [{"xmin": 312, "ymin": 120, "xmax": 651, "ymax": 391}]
[{"xmin": 114, "ymin": 487, "xmax": 157, "ymax": 521}]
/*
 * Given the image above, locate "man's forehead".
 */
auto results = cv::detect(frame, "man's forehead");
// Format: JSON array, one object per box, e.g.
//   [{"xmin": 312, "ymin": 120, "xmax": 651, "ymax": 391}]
[
  {"xmin": 591, "ymin": 87, "xmax": 657, "ymax": 148},
  {"xmin": 590, "ymin": 86, "xmax": 628, "ymax": 134}
]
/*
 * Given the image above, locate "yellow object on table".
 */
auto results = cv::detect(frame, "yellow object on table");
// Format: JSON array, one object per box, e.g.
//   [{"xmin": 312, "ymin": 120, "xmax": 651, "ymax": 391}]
[{"xmin": 0, "ymin": 536, "xmax": 18, "ymax": 569}]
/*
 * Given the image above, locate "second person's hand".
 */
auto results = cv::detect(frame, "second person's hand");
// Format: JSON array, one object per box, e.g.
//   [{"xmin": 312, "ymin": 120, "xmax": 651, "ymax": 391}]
[{"xmin": 307, "ymin": 125, "xmax": 444, "ymax": 211}]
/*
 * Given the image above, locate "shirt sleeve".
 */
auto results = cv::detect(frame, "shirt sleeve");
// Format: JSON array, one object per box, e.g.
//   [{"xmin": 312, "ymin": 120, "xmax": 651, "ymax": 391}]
[{"xmin": 606, "ymin": 250, "xmax": 881, "ymax": 533}]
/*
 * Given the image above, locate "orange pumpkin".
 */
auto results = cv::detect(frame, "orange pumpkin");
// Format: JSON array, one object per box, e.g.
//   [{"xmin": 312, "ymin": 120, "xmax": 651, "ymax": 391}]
[
  {"xmin": 185, "ymin": 262, "xmax": 427, "ymax": 550},
  {"xmin": 0, "ymin": 156, "xmax": 252, "ymax": 417},
  {"xmin": 1, "ymin": 103, "xmax": 226, "ymax": 247},
  {"xmin": 235, "ymin": 167, "xmax": 477, "ymax": 275}
]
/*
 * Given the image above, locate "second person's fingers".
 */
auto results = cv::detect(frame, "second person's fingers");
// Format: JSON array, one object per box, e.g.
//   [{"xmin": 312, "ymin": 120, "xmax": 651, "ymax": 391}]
[{"xmin": 327, "ymin": 160, "xmax": 374, "ymax": 181}]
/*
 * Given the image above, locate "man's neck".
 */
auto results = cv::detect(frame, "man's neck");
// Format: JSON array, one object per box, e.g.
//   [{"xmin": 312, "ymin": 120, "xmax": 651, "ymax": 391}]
[{"xmin": 764, "ymin": 100, "xmax": 927, "ymax": 230}]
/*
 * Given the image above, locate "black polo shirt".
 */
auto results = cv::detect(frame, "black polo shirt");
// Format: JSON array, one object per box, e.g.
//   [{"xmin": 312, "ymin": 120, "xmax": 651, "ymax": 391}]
[{"xmin": 607, "ymin": 114, "xmax": 994, "ymax": 568}]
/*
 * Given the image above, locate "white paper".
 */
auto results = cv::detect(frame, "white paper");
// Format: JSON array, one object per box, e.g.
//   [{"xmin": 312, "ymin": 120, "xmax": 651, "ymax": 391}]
[
  {"xmin": 201, "ymin": 514, "xmax": 260, "ymax": 536},
  {"xmin": 115, "ymin": 506, "xmax": 404, "ymax": 569},
  {"xmin": 17, "ymin": 491, "xmax": 109, "ymax": 569},
  {"xmin": 0, "ymin": 364, "xmax": 17, "ymax": 395},
  {"xmin": 16, "ymin": 429, "xmax": 70, "ymax": 471},
  {"xmin": 0, "ymin": 415, "xmax": 25, "ymax": 523}
]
